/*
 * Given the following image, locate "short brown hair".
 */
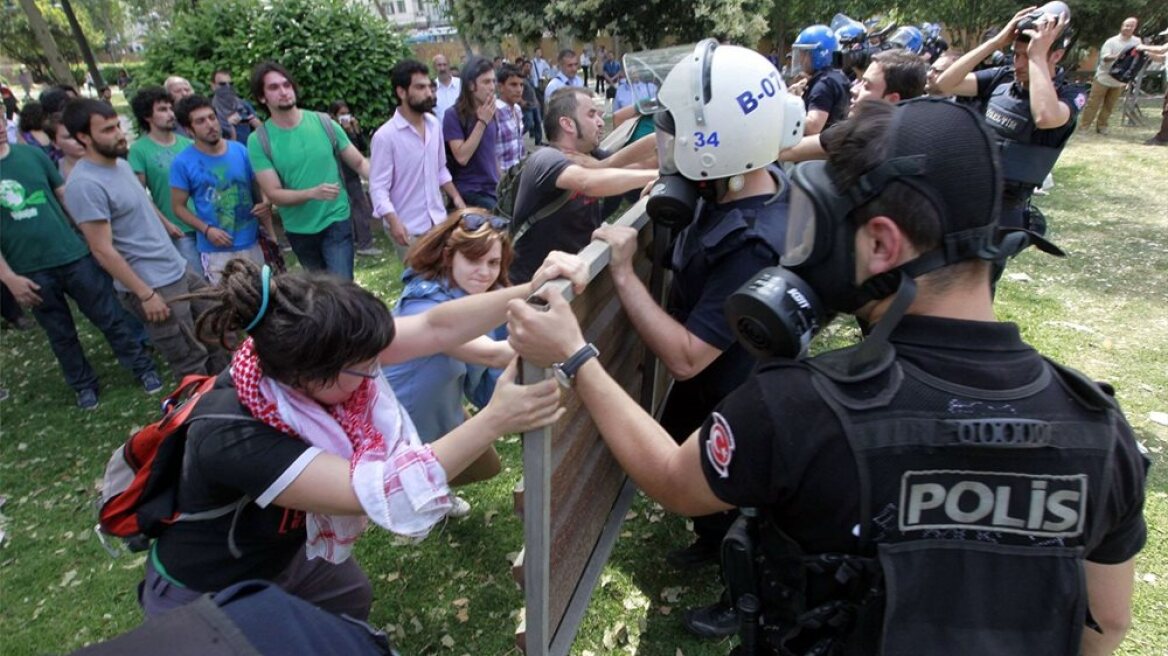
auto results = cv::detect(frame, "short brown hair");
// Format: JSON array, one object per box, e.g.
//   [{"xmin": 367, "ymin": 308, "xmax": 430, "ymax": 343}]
[
  {"xmin": 250, "ymin": 61, "xmax": 299, "ymax": 107},
  {"xmin": 405, "ymin": 208, "xmax": 514, "ymax": 289},
  {"xmin": 871, "ymin": 50, "xmax": 927, "ymax": 100},
  {"xmin": 544, "ymin": 87, "xmax": 590, "ymax": 142}
]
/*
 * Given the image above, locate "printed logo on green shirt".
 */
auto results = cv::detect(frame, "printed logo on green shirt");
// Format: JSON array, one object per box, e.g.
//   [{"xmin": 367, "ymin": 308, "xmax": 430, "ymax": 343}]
[{"xmin": 0, "ymin": 180, "xmax": 47, "ymax": 220}]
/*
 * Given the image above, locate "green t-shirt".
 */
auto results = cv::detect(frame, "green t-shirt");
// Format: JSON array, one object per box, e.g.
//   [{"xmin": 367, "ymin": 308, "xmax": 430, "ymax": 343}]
[
  {"xmin": 247, "ymin": 111, "xmax": 352, "ymax": 235},
  {"xmin": 128, "ymin": 133, "xmax": 194, "ymax": 232},
  {"xmin": 0, "ymin": 144, "xmax": 90, "ymax": 274}
]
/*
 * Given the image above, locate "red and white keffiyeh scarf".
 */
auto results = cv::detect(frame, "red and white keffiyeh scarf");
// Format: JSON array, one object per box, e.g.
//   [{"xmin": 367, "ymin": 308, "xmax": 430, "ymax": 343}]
[{"xmin": 231, "ymin": 338, "xmax": 452, "ymax": 563}]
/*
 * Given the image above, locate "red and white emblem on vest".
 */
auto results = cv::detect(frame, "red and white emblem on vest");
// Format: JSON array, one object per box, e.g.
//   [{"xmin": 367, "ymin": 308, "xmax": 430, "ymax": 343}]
[
  {"xmin": 1074, "ymin": 92, "xmax": 1087, "ymax": 110},
  {"xmin": 706, "ymin": 412, "xmax": 736, "ymax": 479}
]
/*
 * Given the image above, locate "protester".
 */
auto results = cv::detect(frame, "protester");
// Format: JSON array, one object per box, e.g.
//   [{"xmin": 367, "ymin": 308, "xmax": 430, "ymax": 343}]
[
  {"xmin": 544, "ymin": 49, "xmax": 585, "ymax": 102},
  {"xmin": 61, "ymin": 98, "xmax": 229, "ymax": 380},
  {"xmin": 17, "ymin": 101, "xmax": 56, "ymax": 161},
  {"xmin": 507, "ymin": 87, "xmax": 657, "ymax": 284},
  {"xmin": 329, "ymin": 100, "xmax": 380, "ymax": 257},
  {"xmin": 506, "ymin": 97, "xmax": 1146, "ymax": 656},
  {"xmin": 170, "ymin": 95, "xmax": 274, "ymax": 284},
  {"xmin": 212, "ymin": 68, "xmax": 262, "ymax": 144},
  {"xmin": 433, "ymin": 54, "xmax": 461, "ymax": 120},
  {"xmin": 128, "ymin": 86, "xmax": 202, "ymax": 276},
  {"xmin": 247, "ymin": 61, "xmax": 370, "ymax": 280},
  {"xmin": 494, "ymin": 64, "xmax": 526, "ymax": 173},
  {"xmin": 136, "ymin": 252, "xmax": 584, "ymax": 619},
  {"xmin": 384, "ymin": 209, "xmax": 517, "ymax": 517},
  {"xmin": 444, "ymin": 57, "xmax": 500, "ymax": 211},
  {"xmin": 1079, "ymin": 17, "xmax": 1141, "ymax": 135},
  {"xmin": 371, "ymin": 59, "xmax": 465, "ymax": 262},
  {"xmin": 48, "ymin": 116, "xmax": 86, "ymax": 179},
  {"xmin": 0, "ymin": 112, "xmax": 162, "ymax": 409}
]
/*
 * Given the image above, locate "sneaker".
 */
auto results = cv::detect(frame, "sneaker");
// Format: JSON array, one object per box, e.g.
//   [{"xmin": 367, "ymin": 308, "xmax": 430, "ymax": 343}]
[
  {"xmin": 140, "ymin": 371, "xmax": 164, "ymax": 395},
  {"xmin": 356, "ymin": 246, "xmax": 383, "ymax": 257},
  {"xmin": 666, "ymin": 538, "xmax": 719, "ymax": 570},
  {"xmin": 447, "ymin": 495, "xmax": 472, "ymax": 518},
  {"xmin": 682, "ymin": 599, "xmax": 740, "ymax": 639},
  {"xmin": 77, "ymin": 388, "xmax": 100, "ymax": 410}
]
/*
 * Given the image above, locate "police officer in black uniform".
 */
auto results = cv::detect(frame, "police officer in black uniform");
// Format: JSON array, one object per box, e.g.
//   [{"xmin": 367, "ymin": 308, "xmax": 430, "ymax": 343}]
[
  {"xmin": 507, "ymin": 97, "xmax": 1147, "ymax": 656},
  {"xmin": 589, "ymin": 40, "xmax": 803, "ymax": 639},
  {"xmin": 933, "ymin": 3, "xmax": 1085, "ymax": 233}
]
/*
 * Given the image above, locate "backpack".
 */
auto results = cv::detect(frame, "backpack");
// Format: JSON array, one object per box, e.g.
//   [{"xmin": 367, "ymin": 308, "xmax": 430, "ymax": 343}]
[
  {"xmin": 1108, "ymin": 45, "xmax": 1147, "ymax": 84},
  {"xmin": 495, "ymin": 149, "xmax": 572, "ymax": 242},
  {"xmin": 97, "ymin": 375, "xmax": 250, "ymax": 553},
  {"xmin": 254, "ymin": 111, "xmax": 346, "ymax": 188}
]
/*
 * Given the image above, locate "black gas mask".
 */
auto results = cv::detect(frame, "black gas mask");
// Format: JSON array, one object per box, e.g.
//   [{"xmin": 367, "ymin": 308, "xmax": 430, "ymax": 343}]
[
  {"xmin": 645, "ymin": 111, "xmax": 718, "ymax": 229},
  {"xmin": 725, "ymin": 154, "xmax": 999, "ymax": 361}
]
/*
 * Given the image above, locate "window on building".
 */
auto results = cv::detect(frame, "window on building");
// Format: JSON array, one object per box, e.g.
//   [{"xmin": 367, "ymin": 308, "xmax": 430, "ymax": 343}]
[{"xmin": 396, "ymin": 0, "xmax": 406, "ymax": 13}]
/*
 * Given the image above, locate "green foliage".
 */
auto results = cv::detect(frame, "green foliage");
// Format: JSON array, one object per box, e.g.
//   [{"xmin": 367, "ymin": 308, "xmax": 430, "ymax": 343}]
[
  {"xmin": 543, "ymin": 0, "xmax": 771, "ymax": 49},
  {"xmin": 1, "ymin": 0, "xmax": 106, "ymax": 82},
  {"xmin": 139, "ymin": 0, "xmax": 411, "ymax": 127}
]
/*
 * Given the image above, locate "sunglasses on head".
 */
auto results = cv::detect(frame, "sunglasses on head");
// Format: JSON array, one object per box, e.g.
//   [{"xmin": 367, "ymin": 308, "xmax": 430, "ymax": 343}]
[{"xmin": 460, "ymin": 213, "xmax": 510, "ymax": 232}]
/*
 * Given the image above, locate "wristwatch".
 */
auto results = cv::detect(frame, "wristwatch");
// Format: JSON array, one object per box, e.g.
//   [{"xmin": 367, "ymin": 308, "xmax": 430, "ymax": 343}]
[{"xmin": 552, "ymin": 343, "xmax": 599, "ymax": 388}]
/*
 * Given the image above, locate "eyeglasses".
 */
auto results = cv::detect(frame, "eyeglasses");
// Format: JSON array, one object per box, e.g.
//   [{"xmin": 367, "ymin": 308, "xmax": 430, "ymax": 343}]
[
  {"xmin": 460, "ymin": 213, "xmax": 510, "ymax": 232},
  {"xmin": 341, "ymin": 363, "xmax": 381, "ymax": 380}
]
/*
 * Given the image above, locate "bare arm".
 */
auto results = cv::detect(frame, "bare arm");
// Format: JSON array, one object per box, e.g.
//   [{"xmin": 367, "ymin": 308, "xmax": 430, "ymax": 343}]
[
  {"xmin": 1025, "ymin": 16, "xmax": 1072, "ymax": 129},
  {"xmin": 1081, "ymin": 559, "xmax": 1136, "ymax": 656},
  {"xmin": 340, "ymin": 143, "xmax": 370, "ymax": 180},
  {"xmin": 77, "ymin": 220, "xmax": 155, "ymax": 300},
  {"xmin": 803, "ymin": 109, "xmax": 830, "ymax": 136},
  {"xmin": 170, "ymin": 187, "xmax": 209, "ymax": 234},
  {"xmin": 935, "ymin": 7, "xmax": 1035, "ymax": 97},
  {"xmin": 254, "ymin": 169, "xmax": 334, "ymax": 207},
  {"xmin": 612, "ymin": 104, "xmax": 638, "ymax": 127},
  {"xmin": 603, "ymin": 133, "xmax": 657, "ymax": 170},
  {"xmin": 506, "ymin": 293, "xmax": 731, "ymax": 516},
  {"xmin": 0, "ymin": 253, "xmax": 43, "ymax": 306},
  {"xmin": 446, "ymin": 335, "xmax": 515, "ymax": 369},
  {"xmin": 555, "ymin": 164, "xmax": 657, "ymax": 198},
  {"xmin": 440, "ymin": 181, "xmax": 465, "ymax": 209},
  {"xmin": 448, "ymin": 121, "xmax": 488, "ymax": 166},
  {"xmin": 779, "ymin": 133, "xmax": 827, "ymax": 162}
]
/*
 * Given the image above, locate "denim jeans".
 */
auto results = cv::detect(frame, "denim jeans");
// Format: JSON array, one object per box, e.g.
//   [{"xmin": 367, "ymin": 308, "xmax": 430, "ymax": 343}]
[
  {"xmin": 26, "ymin": 255, "xmax": 157, "ymax": 393},
  {"xmin": 172, "ymin": 232, "xmax": 205, "ymax": 277},
  {"xmin": 460, "ymin": 191, "xmax": 498, "ymax": 213},
  {"xmin": 286, "ymin": 218, "xmax": 354, "ymax": 280},
  {"xmin": 523, "ymin": 106, "xmax": 544, "ymax": 145}
]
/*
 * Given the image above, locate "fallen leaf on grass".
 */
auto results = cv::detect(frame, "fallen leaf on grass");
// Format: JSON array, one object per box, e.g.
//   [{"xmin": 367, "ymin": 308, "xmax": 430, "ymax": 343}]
[
  {"xmin": 440, "ymin": 634, "xmax": 455, "ymax": 648},
  {"xmin": 59, "ymin": 569, "xmax": 77, "ymax": 587},
  {"xmin": 456, "ymin": 607, "xmax": 469, "ymax": 623}
]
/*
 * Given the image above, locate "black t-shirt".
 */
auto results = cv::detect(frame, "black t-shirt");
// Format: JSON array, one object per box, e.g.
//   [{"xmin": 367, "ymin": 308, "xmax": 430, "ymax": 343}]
[
  {"xmin": 803, "ymin": 68, "xmax": 851, "ymax": 130},
  {"xmin": 699, "ymin": 315, "xmax": 1148, "ymax": 563},
  {"xmin": 155, "ymin": 373, "xmax": 319, "ymax": 591},
  {"xmin": 659, "ymin": 180, "xmax": 788, "ymax": 439},
  {"xmin": 509, "ymin": 146, "xmax": 611, "ymax": 283}
]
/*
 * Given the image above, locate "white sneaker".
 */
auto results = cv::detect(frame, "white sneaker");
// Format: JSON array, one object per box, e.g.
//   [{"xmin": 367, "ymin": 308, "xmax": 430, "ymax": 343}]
[{"xmin": 447, "ymin": 495, "xmax": 471, "ymax": 518}]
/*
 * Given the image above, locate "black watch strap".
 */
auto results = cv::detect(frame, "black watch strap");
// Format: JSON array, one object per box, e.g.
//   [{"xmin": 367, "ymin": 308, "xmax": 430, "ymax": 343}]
[{"xmin": 555, "ymin": 343, "xmax": 599, "ymax": 384}]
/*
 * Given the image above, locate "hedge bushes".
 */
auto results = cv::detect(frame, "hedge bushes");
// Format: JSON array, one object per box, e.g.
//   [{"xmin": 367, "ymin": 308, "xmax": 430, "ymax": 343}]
[{"xmin": 138, "ymin": 0, "xmax": 411, "ymax": 127}]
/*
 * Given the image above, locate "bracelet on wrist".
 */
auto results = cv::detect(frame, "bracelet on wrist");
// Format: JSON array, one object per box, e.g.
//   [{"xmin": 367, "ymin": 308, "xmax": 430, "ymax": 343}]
[
  {"xmin": 477, "ymin": 118, "xmax": 488, "ymax": 127},
  {"xmin": 140, "ymin": 290, "xmax": 157, "ymax": 303}
]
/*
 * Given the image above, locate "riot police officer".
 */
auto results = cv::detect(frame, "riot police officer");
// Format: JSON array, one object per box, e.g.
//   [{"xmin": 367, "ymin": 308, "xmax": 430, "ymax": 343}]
[
  {"xmin": 933, "ymin": 3, "xmax": 1085, "ymax": 232},
  {"xmin": 791, "ymin": 25, "xmax": 851, "ymax": 136},
  {"xmin": 595, "ymin": 39, "xmax": 805, "ymax": 638},
  {"xmin": 507, "ymin": 97, "xmax": 1146, "ymax": 655}
]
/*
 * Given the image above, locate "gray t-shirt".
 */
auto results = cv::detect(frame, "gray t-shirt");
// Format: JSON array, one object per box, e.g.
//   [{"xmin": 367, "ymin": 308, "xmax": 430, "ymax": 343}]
[
  {"xmin": 64, "ymin": 158, "xmax": 187, "ymax": 291},
  {"xmin": 509, "ymin": 146, "xmax": 609, "ymax": 283},
  {"xmin": 1095, "ymin": 34, "xmax": 1142, "ymax": 88}
]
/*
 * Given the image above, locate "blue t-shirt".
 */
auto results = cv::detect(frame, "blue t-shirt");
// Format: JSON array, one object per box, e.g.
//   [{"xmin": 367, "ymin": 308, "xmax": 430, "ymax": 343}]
[
  {"xmin": 169, "ymin": 141, "xmax": 259, "ymax": 253},
  {"xmin": 603, "ymin": 59, "xmax": 621, "ymax": 78}
]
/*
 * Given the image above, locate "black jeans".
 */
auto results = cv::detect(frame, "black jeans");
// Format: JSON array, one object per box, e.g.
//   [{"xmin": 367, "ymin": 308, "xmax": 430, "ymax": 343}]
[{"xmin": 27, "ymin": 255, "xmax": 156, "ymax": 393}]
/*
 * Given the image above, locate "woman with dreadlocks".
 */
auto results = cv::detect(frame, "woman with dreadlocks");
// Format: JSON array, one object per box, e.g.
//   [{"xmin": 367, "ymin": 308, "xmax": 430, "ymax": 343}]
[{"xmin": 137, "ymin": 253, "xmax": 582, "ymax": 620}]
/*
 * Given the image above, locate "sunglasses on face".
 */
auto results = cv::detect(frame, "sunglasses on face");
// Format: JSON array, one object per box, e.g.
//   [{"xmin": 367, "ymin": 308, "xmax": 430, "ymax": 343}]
[{"xmin": 460, "ymin": 213, "xmax": 510, "ymax": 232}]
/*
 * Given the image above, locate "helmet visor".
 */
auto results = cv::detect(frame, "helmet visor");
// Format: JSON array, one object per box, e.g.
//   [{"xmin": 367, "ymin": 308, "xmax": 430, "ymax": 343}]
[{"xmin": 622, "ymin": 45, "xmax": 696, "ymax": 114}]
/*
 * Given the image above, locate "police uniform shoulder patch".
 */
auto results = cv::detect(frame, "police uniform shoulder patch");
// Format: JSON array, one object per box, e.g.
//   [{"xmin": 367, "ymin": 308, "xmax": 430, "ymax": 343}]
[
  {"xmin": 706, "ymin": 412, "xmax": 736, "ymax": 479},
  {"xmin": 1074, "ymin": 92, "xmax": 1086, "ymax": 110}
]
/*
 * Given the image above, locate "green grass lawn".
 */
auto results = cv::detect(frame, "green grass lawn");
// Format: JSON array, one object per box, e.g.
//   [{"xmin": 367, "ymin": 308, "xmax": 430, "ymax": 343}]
[{"xmin": 2, "ymin": 124, "xmax": 1167, "ymax": 655}]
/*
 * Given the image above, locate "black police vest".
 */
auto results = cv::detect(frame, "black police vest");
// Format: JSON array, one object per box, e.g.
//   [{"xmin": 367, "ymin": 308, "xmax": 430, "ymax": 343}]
[
  {"xmin": 984, "ymin": 83, "xmax": 1064, "ymax": 192},
  {"xmin": 752, "ymin": 346, "xmax": 1120, "ymax": 656}
]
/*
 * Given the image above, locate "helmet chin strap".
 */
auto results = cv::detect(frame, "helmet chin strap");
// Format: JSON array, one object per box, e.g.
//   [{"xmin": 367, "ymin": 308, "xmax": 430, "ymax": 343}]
[{"xmin": 848, "ymin": 272, "xmax": 916, "ymax": 375}]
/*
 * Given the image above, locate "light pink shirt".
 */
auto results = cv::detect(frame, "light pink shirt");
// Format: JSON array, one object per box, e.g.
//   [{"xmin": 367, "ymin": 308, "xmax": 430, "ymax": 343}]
[{"xmin": 368, "ymin": 109, "xmax": 453, "ymax": 235}]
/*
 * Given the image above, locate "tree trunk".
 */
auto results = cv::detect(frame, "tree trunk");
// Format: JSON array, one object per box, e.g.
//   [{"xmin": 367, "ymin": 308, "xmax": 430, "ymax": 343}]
[
  {"xmin": 369, "ymin": 0, "xmax": 388, "ymax": 21},
  {"xmin": 60, "ymin": 0, "xmax": 106, "ymax": 89},
  {"xmin": 19, "ymin": 0, "xmax": 75, "ymax": 86}
]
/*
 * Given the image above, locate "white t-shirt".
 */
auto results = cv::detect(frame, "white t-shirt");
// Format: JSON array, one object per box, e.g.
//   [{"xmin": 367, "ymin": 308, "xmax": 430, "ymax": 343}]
[{"xmin": 1095, "ymin": 34, "xmax": 1142, "ymax": 87}]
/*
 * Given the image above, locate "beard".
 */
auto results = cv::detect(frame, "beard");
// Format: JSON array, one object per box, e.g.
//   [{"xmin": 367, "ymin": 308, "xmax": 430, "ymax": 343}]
[
  {"xmin": 276, "ymin": 102, "xmax": 296, "ymax": 111},
  {"xmin": 94, "ymin": 138, "xmax": 128, "ymax": 159},
  {"xmin": 409, "ymin": 96, "xmax": 436, "ymax": 114}
]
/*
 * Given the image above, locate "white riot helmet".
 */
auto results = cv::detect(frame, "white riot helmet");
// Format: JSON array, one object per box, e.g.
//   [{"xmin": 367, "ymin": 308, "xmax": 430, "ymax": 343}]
[{"xmin": 647, "ymin": 39, "xmax": 806, "ymax": 227}]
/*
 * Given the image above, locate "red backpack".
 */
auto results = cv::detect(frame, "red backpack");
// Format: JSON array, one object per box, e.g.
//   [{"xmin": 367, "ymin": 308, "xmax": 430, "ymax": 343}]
[{"xmin": 97, "ymin": 375, "xmax": 240, "ymax": 552}]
